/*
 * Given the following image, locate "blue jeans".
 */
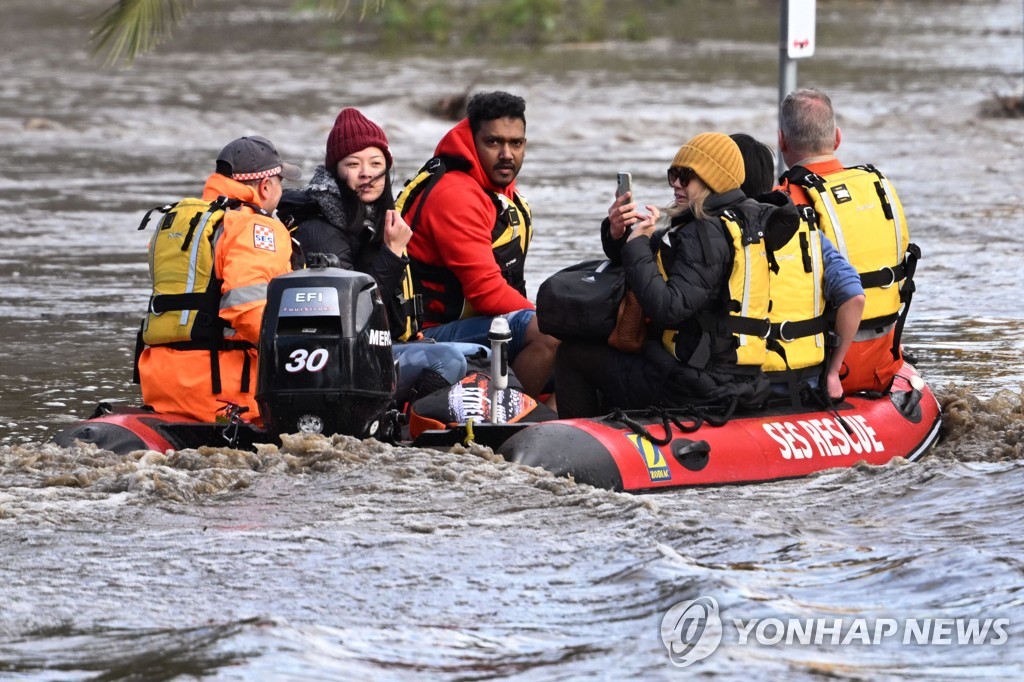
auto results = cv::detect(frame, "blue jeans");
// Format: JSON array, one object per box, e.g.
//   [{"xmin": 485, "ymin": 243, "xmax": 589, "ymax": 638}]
[
  {"xmin": 392, "ymin": 341, "xmax": 486, "ymax": 403},
  {"xmin": 420, "ymin": 310, "xmax": 535, "ymax": 361}
]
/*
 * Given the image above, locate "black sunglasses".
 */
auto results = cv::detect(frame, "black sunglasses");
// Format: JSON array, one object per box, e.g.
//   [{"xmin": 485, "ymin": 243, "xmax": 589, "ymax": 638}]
[{"xmin": 667, "ymin": 166, "xmax": 698, "ymax": 185}]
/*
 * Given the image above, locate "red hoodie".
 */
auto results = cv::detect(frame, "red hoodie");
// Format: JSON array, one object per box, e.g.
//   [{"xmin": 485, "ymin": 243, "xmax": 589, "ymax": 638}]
[{"xmin": 406, "ymin": 119, "xmax": 534, "ymax": 322}]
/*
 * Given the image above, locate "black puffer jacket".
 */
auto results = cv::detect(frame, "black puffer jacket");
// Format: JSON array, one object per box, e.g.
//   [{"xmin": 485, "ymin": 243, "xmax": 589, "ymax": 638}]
[
  {"xmin": 278, "ymin": 166, "xmax": 410, "ymax": 338},
  {"xmin": 602, "ymin": 189, "xmax": 798, "ymax": 407}
]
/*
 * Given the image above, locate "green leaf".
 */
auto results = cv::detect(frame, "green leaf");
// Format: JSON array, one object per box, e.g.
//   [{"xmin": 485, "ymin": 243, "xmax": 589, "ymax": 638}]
[
  {"xmin": 90, "ymin": 0, "xmax": 387, "ymax": 66},
  {"xmin": 91, "ymin": 0, "xmax": 197, "ymax": 66}
]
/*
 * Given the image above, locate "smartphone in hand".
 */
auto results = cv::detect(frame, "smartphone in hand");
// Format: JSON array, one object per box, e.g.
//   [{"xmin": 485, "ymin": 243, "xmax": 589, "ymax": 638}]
[
  {"xmin": 616, "ymin": 171, "xmax": 632, "ymax": 199},
  {"xmin": 616, "ymin": 171, "xmax": 642, "ymax": 232}
]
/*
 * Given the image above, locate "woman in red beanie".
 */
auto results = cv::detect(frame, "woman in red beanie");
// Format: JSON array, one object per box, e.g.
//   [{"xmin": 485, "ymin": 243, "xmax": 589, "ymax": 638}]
[{"xmin": 278, "ymin": 108, "xmax": 473, "ymax": 404}]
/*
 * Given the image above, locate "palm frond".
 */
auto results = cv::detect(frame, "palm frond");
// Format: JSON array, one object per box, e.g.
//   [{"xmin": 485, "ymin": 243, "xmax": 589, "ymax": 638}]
[
  {"xmin": 91, "ymin": 0, "xmax": 197, "ymax": 66},
  {"xmin": 90, "ymin": 0, "xmax": 386, "ymax": 66},
  {"xmin": 319, "ymin": 0, "xmax": 387, "ymax": 21}
]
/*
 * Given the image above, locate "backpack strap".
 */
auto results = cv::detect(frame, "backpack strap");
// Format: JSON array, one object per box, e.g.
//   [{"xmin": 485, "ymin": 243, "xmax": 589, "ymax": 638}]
[
  {"xmin": 137, "ymin": 203, "xmax": 174, "ymax": 231},
  {"xmin": 132, "ymin": 320, "xmax": 145, "ymax": 385},
  {"xmin": 780, "ymin": 165, "xmax": 826, "ymax": 193},
  {"xmin": 399, "ymin": 155, "xmax": 472, "ymax": 230},
  {"xmin": 889, "ymin": 242, "xmax": 921, "ymax": 359}
]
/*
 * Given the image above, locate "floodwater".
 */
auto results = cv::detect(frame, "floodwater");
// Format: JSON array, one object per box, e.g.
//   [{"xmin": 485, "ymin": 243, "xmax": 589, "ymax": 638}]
[{"xmin": 1, "ymin": 0, "xmax": 1023, "ymax": 678}]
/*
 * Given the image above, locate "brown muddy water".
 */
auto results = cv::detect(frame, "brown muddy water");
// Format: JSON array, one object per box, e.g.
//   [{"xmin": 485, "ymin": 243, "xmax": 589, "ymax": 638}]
[{"xmin": 1, "ymin": 0, "xmax": 1023, "ymax": 679}]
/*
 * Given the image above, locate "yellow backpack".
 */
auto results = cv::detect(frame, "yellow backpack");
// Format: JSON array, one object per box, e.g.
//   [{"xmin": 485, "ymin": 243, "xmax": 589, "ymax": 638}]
[{"xmin": 140, "ymin": 196, "xmax": 258, "ymax": 347}]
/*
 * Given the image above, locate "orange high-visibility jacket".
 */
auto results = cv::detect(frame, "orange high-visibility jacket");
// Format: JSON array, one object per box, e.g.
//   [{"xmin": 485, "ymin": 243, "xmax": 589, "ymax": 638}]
[{"xmin": 138, "ymin": 173, "xmax": 292, "ymax": 422}]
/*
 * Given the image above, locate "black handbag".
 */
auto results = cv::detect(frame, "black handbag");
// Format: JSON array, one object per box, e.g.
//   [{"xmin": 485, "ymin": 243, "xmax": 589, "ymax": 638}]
[{"xmin": 536, "ymin": 259, "xmax": 626, "ymax": 340}]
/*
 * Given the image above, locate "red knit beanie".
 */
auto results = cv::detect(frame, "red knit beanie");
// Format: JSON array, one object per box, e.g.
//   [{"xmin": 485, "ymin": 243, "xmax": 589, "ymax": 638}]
[{"xmin": 325, "ymin": 108, "xmax": 393, "ymax": 170}]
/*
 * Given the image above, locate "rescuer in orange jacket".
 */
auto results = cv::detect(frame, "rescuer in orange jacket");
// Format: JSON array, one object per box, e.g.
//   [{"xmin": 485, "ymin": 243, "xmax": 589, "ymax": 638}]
[
  {"xmin": 776, "ymin": 89, "xmax": 915, "ymax": 395},
  {"xmin": 138, "ymin": 136, "xmax": 301, "ymax": 423}
]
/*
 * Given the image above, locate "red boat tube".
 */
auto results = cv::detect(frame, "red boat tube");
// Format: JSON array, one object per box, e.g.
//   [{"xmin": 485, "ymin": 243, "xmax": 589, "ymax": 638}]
[{"xmin": 499, "ymin": 362, "xmax": 941, "ymax": 492}]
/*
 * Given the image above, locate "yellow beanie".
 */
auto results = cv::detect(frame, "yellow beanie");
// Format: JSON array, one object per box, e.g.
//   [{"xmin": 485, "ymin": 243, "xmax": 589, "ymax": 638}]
[{"xmin": 671, "ymin": 132, "xmax": 745, "ymax": 194}]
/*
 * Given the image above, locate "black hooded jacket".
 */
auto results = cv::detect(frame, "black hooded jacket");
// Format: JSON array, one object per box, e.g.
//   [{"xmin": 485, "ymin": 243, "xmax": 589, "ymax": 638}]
[
  {"xmin": 278, "ymin": 165, "xmax": 411, "ymax": 338},
  {"xmin": 600, "ymin": 189, "xmax": 798, "ymax": 407}
]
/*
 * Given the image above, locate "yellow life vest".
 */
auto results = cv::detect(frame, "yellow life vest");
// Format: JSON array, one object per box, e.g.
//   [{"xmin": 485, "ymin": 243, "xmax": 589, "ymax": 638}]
[
  {"xmin": 763, "ymin": 205, "xmax": 828, "ymax": 374},
  {"xmin": 141, "ymin": 196, "xmax": 262, "ymax": 348},
  {"xmin": 786, "ymin": 165, "xmax": 911, "ymax": 329},
  {"xmin": 658, "ymin": 211, "xmax": 770, "ymax": 369}
]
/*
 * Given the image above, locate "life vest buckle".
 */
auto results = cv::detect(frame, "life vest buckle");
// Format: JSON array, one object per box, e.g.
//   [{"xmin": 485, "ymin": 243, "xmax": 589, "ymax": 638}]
[
  {"xmin": 777, "ymin": 320, "xmax": 797, "ymax": 343},
  {"xmin": 758, "ymin": 318, "xmax": 772, "ymax": 340},
  {"xmin": 878, "ymin": 266, "xmax": 897, "ymax": 289}
]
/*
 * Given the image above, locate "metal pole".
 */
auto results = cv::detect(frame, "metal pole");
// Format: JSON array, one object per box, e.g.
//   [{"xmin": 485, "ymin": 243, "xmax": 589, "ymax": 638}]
[{"xmin": 777, "ymin": 0, "xmax": 797, "ymax": 179}]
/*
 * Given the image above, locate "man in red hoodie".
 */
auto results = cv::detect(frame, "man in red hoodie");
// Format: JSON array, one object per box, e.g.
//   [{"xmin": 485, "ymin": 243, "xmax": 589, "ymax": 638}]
[{"xmin": 398, "ymin": 91, "xmax": 558, "ymax": 399}]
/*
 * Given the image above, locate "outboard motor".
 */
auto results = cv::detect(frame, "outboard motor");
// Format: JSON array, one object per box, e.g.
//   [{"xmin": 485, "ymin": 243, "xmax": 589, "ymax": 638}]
[{"xmin": 256, "ymin": 260, "xmax": 397, "ymax": 439}]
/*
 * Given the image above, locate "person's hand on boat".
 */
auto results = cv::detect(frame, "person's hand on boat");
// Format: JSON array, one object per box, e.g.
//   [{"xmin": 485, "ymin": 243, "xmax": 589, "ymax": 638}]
[
  {"xmin": 825, "ymin": 368, "xmax": 844, "ymax": 401},
  {"xmin": 626, "ymin": 206, "xmax": 659, "ymax": 242},
  {"xmin": 384, "ymin": 209, "xmax": 413, "ymax": 257}
]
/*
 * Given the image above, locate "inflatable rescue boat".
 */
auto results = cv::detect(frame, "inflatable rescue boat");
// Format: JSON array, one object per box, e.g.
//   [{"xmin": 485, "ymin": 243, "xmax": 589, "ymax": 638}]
[{"xmin": 52, "ymin": 266, "xmax": 942, "ymax": 492}]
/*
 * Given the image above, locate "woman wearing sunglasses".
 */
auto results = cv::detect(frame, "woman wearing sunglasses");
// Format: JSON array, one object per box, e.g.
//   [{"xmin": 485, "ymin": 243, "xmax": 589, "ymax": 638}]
[{"xmin": 555, "ymin": 132, "xmax": 799, "ymax": 418}]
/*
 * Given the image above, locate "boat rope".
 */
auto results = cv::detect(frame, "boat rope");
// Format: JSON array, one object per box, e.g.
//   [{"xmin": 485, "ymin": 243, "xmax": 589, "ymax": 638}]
[
  {"xmin": 805, "ymin": 387, "xmax": 853, "ymax": 434},
  {"xmin": 606, "ymin": 409, "xmax": 671, "ymax": 445},
  {"xmin": 607, "ymin": 398, "xmax": 739, "ymax": 446}
]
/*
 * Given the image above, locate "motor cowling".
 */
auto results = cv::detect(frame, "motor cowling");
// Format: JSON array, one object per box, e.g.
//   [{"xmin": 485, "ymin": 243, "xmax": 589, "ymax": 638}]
[{"xmin": 256, "ymin": 265, "xmax": 397, "ymax": 439}]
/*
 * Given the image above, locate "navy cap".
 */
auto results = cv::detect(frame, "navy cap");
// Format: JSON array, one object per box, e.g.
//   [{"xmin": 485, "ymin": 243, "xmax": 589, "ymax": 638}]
[{"xmin": 216, "ymin": 136, "xmax": 301, "ymax": 182}]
